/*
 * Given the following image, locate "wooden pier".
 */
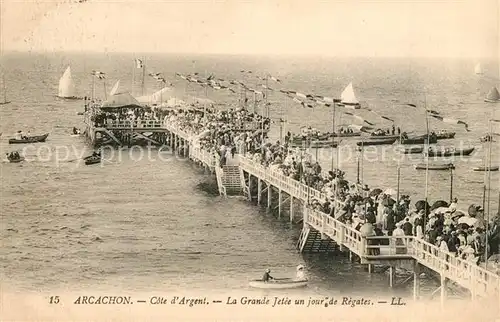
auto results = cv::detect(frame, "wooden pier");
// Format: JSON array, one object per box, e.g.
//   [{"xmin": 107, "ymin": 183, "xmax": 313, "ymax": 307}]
[{"xmin": 115, "ymin": 121, "xmax": 500, "ymax": 308}]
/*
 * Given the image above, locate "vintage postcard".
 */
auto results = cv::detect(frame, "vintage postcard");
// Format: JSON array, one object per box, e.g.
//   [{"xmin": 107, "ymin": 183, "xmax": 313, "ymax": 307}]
[{"xmin": 1, "ymin": 0, "xmax": 499, "ymax": 321}]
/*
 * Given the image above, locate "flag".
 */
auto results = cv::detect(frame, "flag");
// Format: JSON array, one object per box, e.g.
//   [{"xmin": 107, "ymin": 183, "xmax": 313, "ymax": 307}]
[
  {"xmin": 429, "ymin": 114, "xmax": 470, "ymax": 132},
  {"xmin": 92, "ymin": 70, "xmax": 106, "ymax": 79},
  {"xmin": 135, "ymin": 59, "xmax": 143, "ymax": 69}
]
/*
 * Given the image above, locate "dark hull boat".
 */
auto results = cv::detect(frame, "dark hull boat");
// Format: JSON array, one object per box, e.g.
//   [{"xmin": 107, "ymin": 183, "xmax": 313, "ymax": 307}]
[
  {"xmin": 8, "ymin": 133, "xmax": 49, "ymax": 144},
  {"xmin": 356, "ymin": 138, "xmax": 397, "ymax": 146},
  {"xmin": 414, "ymin": 163, "xmax": 455, "ymax": 170},
  {"xmin": 472, "ymin": 166, "xmax": 499, "ymax": 172},
  {"xmin": 332, "ymin": 132, "xmax": 361, "ymax": 137},
  {"xmin": 427, "ymin": 147, "xmax": 475, "ymax": 157},
  {"xmin": 400, "ymin": 135, "xmax": 438, "ymax": 145},
  {"xmin": 370, "ymin": 134, "xmax": 400, "ymax": 140},
  {"xmin": 399, "ymin": 146, "xmax": 423, "ymax": 154},
  {"xmin": 436, "ymin": 131, "xmax": 456, "ymax": 140},
  {"xmin": 7, "ymin": 156, "xmax": 25, "ymax": 163},
  {"xmin": 290, "ymin": 140, "xmax": 338, "ymax": 148},
  {"xmin": 84, "ymin": 157, "xmax": 101, "ymax": 165}
]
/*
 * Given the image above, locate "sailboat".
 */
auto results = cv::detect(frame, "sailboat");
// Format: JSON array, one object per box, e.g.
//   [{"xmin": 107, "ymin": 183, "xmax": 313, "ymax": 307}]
[
  {"xmin": 0, "ymin": 74, "xmax": 11, "ymax": 105},
  {"xmin": 484, "ymin": 87, "xmax": 500, "ymax": 103},
  {"xmin": 474, "ymin": 63, "xmax": 484, "ymax": 75},
  {"xmin": 338, "ymin": 82, "xmax": 360, "ymax": 108},
  {"xmin": 109, "ymin": 80, "xmax": 120, "ymax": 96},
  {"xmin": 57, "ymin": 66, "xmax": 78, "ymax": 99}
]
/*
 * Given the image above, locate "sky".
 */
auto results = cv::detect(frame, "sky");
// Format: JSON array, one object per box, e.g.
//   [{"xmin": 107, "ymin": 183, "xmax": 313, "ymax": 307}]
[{"xmin": 1, "ymin": 0, "xmax": 499, "ymax": 58}]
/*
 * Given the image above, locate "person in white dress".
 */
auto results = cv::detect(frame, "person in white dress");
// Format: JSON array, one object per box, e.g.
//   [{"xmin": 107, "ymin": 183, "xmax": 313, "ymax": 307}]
[{"xmin": 295, "ymin": 265, "xmax": 306, "ymax": 281}]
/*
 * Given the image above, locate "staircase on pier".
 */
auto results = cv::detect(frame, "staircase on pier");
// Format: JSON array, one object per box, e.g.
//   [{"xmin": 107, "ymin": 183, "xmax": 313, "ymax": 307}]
[
  {"xmin": 216, "ymin": 165, "xmax": 243, "ymax": 196},
  {"xmin": 297, "ymin": 226, "xmax": 338, "ymax": 253}
]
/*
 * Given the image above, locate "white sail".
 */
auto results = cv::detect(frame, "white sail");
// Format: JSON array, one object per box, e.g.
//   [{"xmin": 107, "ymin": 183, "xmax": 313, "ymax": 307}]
[
  {"xmin": 340, "ymin": 82, "xmax": 359, "ymax": 105},
  {"xmin": 58, "ymin": 66, "xmax": 76, "ymax": 98},
  {"xmin": 474, "ymin": 63, "xmax": 483, "ymax": 75},
  {"xmin": 485, "ymin": 87, "xmax": 500, "ymax": 102},
  {"xmin": 109, "ymin": 80, "xmax": 120, "ymax": 96}
]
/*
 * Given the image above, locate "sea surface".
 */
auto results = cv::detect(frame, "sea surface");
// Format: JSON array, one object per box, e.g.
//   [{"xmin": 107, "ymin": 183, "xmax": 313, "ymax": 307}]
[{"xmin": 0, "ymin": 52, "xmax": 499, "ymax": 301}]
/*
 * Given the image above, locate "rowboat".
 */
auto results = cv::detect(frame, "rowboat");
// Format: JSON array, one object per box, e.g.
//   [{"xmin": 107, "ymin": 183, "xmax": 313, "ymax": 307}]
[
  {"xmin": 84, "ymin": 157, "xmax": 101, "ymax": 165},
  {"xmin": 398, "ymin": 146, "xmax": 423, "ymax": 154},
  {"xmin": 290, "ymin": 140, "xmax": 338, "ymax": 148},
  {"xmin": 414, "ymin": 163, "xmax": 455, "ymax": 170},
  {"xmin": 7, "ymin": 156, "xmax": 25, "ymax": 163},
  {"xmin": 356, "ymin": 138, "xmax": 397, "ymax": 146},
  {"xmin": 427, "ymin": 147, "xmax": 475, "ymax": 157},
  {"xmin": 8, "ymin": 133, "xmax": 49, "ymax": 144},
  {"xmin": 472, "ymin": 166, "xmax": 499, "ymax": 172},
  {"xmin": 400, "ymin": 134, "xmax": 438, "ymax": 145},
  {"xmin": 435, "ymin": 131, "xmax": 456, "ymax": 140},
  {"xmin": 248, "ymin": 279, "xmax": 308, "ymax": 289}
]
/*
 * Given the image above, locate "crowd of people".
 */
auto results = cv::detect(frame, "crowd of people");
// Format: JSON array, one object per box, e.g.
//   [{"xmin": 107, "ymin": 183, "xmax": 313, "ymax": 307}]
[{"xmin": 163, "ymin": 105, "xmax": 499, "ymax": 272}]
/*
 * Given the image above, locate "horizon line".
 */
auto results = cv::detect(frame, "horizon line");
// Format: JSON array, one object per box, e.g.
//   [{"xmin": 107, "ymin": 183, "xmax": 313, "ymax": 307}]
[{"xmin": 1, "ymin": 49, "xmax": 497, "ymax": 61}]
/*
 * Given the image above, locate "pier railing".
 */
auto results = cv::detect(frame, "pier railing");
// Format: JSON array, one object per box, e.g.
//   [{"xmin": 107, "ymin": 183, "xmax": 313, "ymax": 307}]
[
  {"xmin": 163, "ymin": 123, "xmax": 500, "ymax": 300},
  {"xmin": 306, "ymin": 206, "xmax": 500, "ymax": 299},
  {"xmin": 101, "ymin": 119, "xmax": 165, "ymax": 129},
  {"xmin": 239, "ymin": 156, "xmax": 347, "ymax": 211}
]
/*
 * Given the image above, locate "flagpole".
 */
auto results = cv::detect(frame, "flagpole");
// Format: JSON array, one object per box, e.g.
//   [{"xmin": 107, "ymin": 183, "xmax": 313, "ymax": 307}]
[
  {"xmin": 103, "ymin": 79, "xmax": 107, "ymax": 100},
  {"xmin": 424, "ymin": 96, "xmax": 430, "ymax": 229},
  {"xmin": 91, "ymin": 74, "xmax": 95, "ymax": 101},
  {"xmin": 141, "ymin": 57, "xmax": 146, "ymax": 96},
  {"xmin": 485, "ymin": 119, "xmax": 493, "ymax": 261},
  {"xmin": 132, "ymin": 59, "xmax": 135, "ymax": 95},
  {"xmin": 330, "ymin": 101, "xmax": 336, "ymax": 171}
]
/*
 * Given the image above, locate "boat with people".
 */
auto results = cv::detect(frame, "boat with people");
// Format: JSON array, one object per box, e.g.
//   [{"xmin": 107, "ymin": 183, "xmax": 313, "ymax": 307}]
[
  {"xmin": 248, "ymin": 279, "xmax": 308, "ymax": 289},
  {"xmin": 472, "ymin": 166, "xmax": 499, "ymax": 172},
  {"xmin": 71, "ymin": 127, "xmax": 82, "ymax": 136},
  {"xmin": 356, "ymin": 137, "xmax": 397, "ymax": 146},
  {"xmin": 249, "ymin": 266, "xmax": 308, "ymax": 289},
  {"xmin": 399, "ymin": 146, "xmax": 423, "ymax": 154},
  {"xmin": 6, "ymin": 151, "xmax": 24, "ymax": 163},
  {"xmin": 399, "ymin": 133, "xmax": 438, "ymax": 145},
  {"xmin": 8, "ymin": 133, "xmax": 49, "ymax": 144},
  {"xmin": 480, "ymin": 134, "xmax": 493, "ymax": 143},
  {"xmin": 83, "ymin": 151, "xmax": 102, "ymax": 165},
  {"xmin": 435, "ymin": 130, "xmax": 456, "ymax": 140},
  {"xmin": 427, "ymin": 147, "xmax": 475, "ymax": 157},
  {"xmin": 414, "ymin": 163, "xmax": 455, "ymax": 170},
  {"xmin": 290, "ymin": 140, "xmax": 338, "ymax": 148}
]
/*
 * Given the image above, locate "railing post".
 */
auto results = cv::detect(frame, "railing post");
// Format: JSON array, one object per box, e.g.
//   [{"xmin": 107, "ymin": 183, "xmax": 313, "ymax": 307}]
[
  {"xmin": 360, "ymin": 237, "xmax": 366, "ymax": 256},
  {"xmin": 303, "ymin": 205, "xmax": 308, "ymax": 227},
  {"xmin": 321, "ymin": 214, "xmax": 326, "ymax": 239}
]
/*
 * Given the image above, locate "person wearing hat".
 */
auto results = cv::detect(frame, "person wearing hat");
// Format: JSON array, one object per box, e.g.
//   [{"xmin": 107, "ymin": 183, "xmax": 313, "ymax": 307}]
[
  {"xmin": 295, "ymin": 265, "xmax": 306, "ymax": 281},
  {"xmin": 262, "ymin": 269, "xmax": 274, "ymax": 282}
]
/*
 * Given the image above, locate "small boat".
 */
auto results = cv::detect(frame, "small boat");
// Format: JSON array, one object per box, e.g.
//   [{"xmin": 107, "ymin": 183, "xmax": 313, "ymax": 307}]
[
  {"xmin": 473, "ymin": 166, "xmax": 499, "ymax": 172},
  {"xmin": 338, "ymin": 82, "xmax": 361, "ymax": 109},
  {"xmin": 332, "ymin": 131, "xmax": 361, "ymax": 137},
  {"xmin": 427, "ymin": 147, "xmax": 475, "ymax": 157},
  {"xmin": 84, "ymin": 157, "xmax": 101, "ymax": 165},
  {"xmin": 480, "ymin": 135, "xmax": 493, "ymax": 143},
  {"xmin": 57, "ymin": 66, "xmax": 79, "ymax": 99},
  {"xmin": 399, "ymin": 146, "xmax": 423, "ymax": 154},
  {"xmin": 435, "ymin": 130, "xmax": 456, "ymax": 140},
  {"xmin": 474, "ymin": 63, "xmax": 484, "ymax": 75},
  {"xmin": 290, "ymin": 139, "xmax": 338, "ymax": 148},
  {"xmin": 400, "ymin": 134, "xmax": 438, "ymax": 145},
  {"xmin": 7, "ymin": 156, "xmax": 25, "ymax": 163},
  {"xmin": 248, "ymin": 279, "xmax": 308, "ymax": 289},
  {"xmin": 414, "ymin": 163, "xmax": 455, "ymax": 170},
  {"xmin": 484, "ymin": 87, "xmax": 500, "ymax": 103},
  {"xmin": 8, "ymin": 133, "xmax": 49, "ymax": 144},
  {"xmin": 356, "ymin": 138, "xmax": 397, "ymax": 146}
]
